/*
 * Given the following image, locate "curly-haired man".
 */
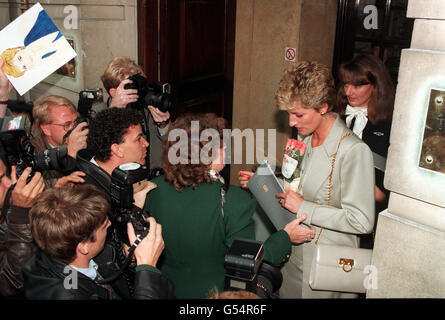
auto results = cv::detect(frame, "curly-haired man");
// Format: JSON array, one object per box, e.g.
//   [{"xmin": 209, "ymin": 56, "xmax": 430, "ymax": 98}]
[
  {"xmin": 77, "ymin": 107, "xmax": 150, "ymax": 203},
  {"xmin": 75, "ymin": 108, "xmax": 172, "ymax": 299}
]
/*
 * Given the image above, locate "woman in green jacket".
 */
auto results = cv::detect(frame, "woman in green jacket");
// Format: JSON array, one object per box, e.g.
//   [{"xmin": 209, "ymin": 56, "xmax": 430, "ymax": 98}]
[{"xmin": 144, "ymin": 113, "xmax": 314, "ymax": 298}]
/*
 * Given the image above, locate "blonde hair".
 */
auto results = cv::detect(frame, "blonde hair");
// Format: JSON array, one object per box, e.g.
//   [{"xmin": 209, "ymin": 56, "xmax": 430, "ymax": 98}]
[
  {"xmin": 33, "ymin": 95, "xmax": 77, "ymax": 131},
  {"xmin": 101, "ymin": 56, "xmax": 145, "ymax": 94},
  {"xmin": 0, "ymin": 47, "xmax": 26, "ymax": 78},
  {"xmin": 275, "ymin": 61, "xmax": 336, "ymax": 112}
]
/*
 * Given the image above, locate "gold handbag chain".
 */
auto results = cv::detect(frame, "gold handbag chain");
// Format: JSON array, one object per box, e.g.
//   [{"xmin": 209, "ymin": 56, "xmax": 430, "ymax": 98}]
[{"xmin": 314, "ymin": 133, "xmax": 353, "ymax": 245}]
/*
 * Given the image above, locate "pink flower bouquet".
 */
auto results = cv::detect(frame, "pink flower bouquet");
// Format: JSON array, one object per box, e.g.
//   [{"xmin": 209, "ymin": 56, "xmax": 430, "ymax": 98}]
[{"xmin": 282, "ymin": 138, "xmax": 306, "ymax": 183}]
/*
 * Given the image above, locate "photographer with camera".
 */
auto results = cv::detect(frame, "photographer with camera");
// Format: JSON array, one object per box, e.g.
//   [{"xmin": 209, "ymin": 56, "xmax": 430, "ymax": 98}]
[
  {"xmin": 0, "ymin": 146, "xmax": 45, "ymax": 298},
  {"xmin": 77, "ymin": 108, "xmax": 151, "ymax": 203},
  {"xmin": 76, "ymin": 107, "xmax": 174, "ymax": 299},
  {"xmin": 101, "ymin": 56, "xmax": 171, "ymax": 171},
  {"xmin": 31, "ymin": 95, "xmax": 89, "ymax": 186},
  {"xmin": 23, "ymin": 184, "xmax": 173, "ymax": 300}
]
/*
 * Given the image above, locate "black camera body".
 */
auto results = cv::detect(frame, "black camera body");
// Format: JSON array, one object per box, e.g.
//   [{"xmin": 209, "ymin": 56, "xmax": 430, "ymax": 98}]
[
  {"xmin": 0, "ymin": 116, "xmax": 69, "ymax": 180},
  {"xmin": 224, "ymin": 238, "xmax": 283, "ymax": 298},
  {"xmin": 77, "ymin": 88, "xmax": 103, "ymax": 119},
  {"xmin": 110, "ymin": 163, "xmax": 151, "ymax": 245},
  {"xmin": 124, "ymin": 73, "xmax": 172, "ymax": 113}
]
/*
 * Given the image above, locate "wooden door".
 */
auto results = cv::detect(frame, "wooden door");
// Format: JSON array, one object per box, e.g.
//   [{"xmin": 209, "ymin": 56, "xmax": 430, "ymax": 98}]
[{"xmin": 138, "ymin": 0, "xmax": 236, "ymax": 124}]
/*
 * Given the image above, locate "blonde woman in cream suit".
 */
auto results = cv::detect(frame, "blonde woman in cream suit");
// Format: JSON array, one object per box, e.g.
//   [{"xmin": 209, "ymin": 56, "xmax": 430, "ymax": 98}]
[{"xmin": 240, "ymin": 61, "xmax": 375, "ymax": 298}]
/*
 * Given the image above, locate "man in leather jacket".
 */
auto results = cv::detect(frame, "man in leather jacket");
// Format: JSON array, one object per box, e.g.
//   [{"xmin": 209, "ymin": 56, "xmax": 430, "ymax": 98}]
[
  {"xmin": 23, "ymin": 184, "xmax": 174, "ymax": 300},
  {"xmin": 0, "ymin": 156, "xmax": 45, "ymax": 298}
]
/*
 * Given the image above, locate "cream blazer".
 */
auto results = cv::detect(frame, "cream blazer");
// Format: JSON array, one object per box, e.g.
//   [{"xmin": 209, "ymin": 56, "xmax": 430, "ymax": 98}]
[{"xmin": 280, "ymin": 113, "xmax": 375, "ymax": 298}]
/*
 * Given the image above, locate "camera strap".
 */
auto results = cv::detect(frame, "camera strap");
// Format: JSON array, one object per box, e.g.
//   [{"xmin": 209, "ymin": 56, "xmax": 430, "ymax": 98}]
[
  {"xmin": 220, "ymin": 183, "xmax": 229, "ymax": 234},
  {"xmin": 62, "ymin": 127, "xmax": 75, "ymax": 144},
  {"xmin": 96, "ymin": 228, "xmax": 149, "ymax": 285}
]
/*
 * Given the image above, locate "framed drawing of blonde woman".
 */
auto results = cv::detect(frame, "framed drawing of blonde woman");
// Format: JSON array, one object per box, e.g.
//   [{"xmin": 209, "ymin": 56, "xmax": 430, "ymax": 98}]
[{"xmin": 0, "ymin": 3, "xmax": 76, "ymax": 95}]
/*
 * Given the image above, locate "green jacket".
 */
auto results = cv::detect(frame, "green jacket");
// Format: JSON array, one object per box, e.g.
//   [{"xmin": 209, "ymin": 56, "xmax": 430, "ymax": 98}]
[{"xmin": 145, "ymin": 176, "xmax": 291, "ymax": 299}]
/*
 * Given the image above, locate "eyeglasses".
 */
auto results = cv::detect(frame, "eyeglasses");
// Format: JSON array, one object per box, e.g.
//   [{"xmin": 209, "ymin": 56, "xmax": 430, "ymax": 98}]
[{"xmin": 48, "ymin": 118, "xmax": 77, "ymax": 131}]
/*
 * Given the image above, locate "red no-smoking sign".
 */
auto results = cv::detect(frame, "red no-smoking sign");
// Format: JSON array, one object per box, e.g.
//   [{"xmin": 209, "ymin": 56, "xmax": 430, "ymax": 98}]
[{"xmin": 285, "ymin": 47, "xmax": 296, "ymax": 62}]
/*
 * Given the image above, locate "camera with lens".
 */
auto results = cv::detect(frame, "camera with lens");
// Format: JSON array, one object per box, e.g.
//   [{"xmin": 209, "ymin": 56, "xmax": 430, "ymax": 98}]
[
  {"xmin": 110, "ymin": 162, "xmax": 151, "ymax": 246},
  {"xmin": 77, "ymin": 88, "xmax": 103, "ymax": 119},
  {"xmin": 124, "ymin": 73, "xmax": 172, "ymax": 113},
  {"xmin": 0, "ymin": 116, "xmax": 70, "ymax": 180},
  {"xmin": 224, "ymin": 238, "xmax": 283, "ymax": 298}
]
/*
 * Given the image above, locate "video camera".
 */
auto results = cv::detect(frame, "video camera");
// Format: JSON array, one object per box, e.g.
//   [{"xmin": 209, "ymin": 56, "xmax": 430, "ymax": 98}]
[
  {"xmin": 0, "ymin": 116, "xmax": 69, "ymax": 179},
  {"xmin": 124, "ymin": 73, "xmax": 172, "ymax": 113},
  {"xmin": 224, "ymin": 238, "xmax": 283, "ymax": 298},
  {"xmin": 110, "ymin": 162, "xmax": 151, "ymax": 246}
]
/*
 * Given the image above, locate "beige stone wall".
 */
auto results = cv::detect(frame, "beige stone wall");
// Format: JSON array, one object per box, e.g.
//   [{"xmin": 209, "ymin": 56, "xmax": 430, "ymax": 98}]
[
  {"xmin": 0, "ymin": 0, "xmax": 138, "ymax": 104},
  {"xmin": 369, "ymin": 212, "xmax": 445, "ymax": 298},
  {"xmin": 230, "ymin": 0, "xmax": 337, "ymax": 184},
  {"xmin": 368, "ymin": 0, "xmax": 445, "ymax": 298}
]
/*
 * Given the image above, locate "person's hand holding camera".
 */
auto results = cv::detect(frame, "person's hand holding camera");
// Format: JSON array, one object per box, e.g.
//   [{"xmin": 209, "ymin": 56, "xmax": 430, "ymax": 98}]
[
  {"xmin": 127, "ymin": 217, "xmax": 164, "ymax": 267},
  {"xmin": 66, "ymin": 122, "xmax": 89, "ymax": 158},
  {"xmin": 147, "ymin": 105, "xmax": 170, "ymax": 129},
  {"xmin": 10, "ymin": 166, "xmax": 45, "ymax": 208},
  {"xmin": 110, "ymin": 78, "xmax": 138, "ymax": 108},
  {"xmin": 54, "ymin": 171, "xmax": 86, "ymax": 188}
]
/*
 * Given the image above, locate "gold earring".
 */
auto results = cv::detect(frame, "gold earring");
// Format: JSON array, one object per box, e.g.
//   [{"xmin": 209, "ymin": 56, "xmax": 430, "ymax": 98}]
[{"xmin": 320, "ymin": 111, "xmax": 326, "ymax": 115}]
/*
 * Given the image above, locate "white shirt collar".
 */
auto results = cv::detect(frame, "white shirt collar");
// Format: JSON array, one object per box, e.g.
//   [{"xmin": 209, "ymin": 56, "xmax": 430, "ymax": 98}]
[{"xmin": 70, "ymin": 259, "xmax": 99, "ymax": 280}]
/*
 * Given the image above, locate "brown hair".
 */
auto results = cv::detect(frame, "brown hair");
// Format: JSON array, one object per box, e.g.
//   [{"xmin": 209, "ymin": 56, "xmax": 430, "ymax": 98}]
[
  {"xmin": 33, "ymin": 95, "xmax": 77, "ymax": 132},
  {"xmin": 163, "ymin": 113, "xmax": 227, "ymax": 191},
  {"xmin": 101, "ymin": 56, "xmax": 145, "ymax": 94},
  {"xmin": 0, "ymin": 47, "xmax": 26, "ymax": 78},
  {"xmin": 30, "ymin": 184, "xmax": 109, "ymax": 264},
  {"xmin": 275, "ymin": 61, "xmax": 337, "ymax": 112},
  {"xmin": 337, "ymin": 54, "xmax": 395, "ymax": 125}
]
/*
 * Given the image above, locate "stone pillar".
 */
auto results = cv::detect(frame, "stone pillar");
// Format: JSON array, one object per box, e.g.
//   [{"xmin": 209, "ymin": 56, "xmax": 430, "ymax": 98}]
[{"xmin": 367, "ymin": 0, "xmax": 445, "ymax": 298}]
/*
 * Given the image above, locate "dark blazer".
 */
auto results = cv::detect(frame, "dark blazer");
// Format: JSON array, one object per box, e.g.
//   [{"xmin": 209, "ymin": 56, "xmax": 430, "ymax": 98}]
[
  {"xmin": 341, "ymin": 115, "xmax": 391, "ymax": 213},
  {"xmin": 145, "ymin": 176, "xmax": 291, "ymax": 299}
]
